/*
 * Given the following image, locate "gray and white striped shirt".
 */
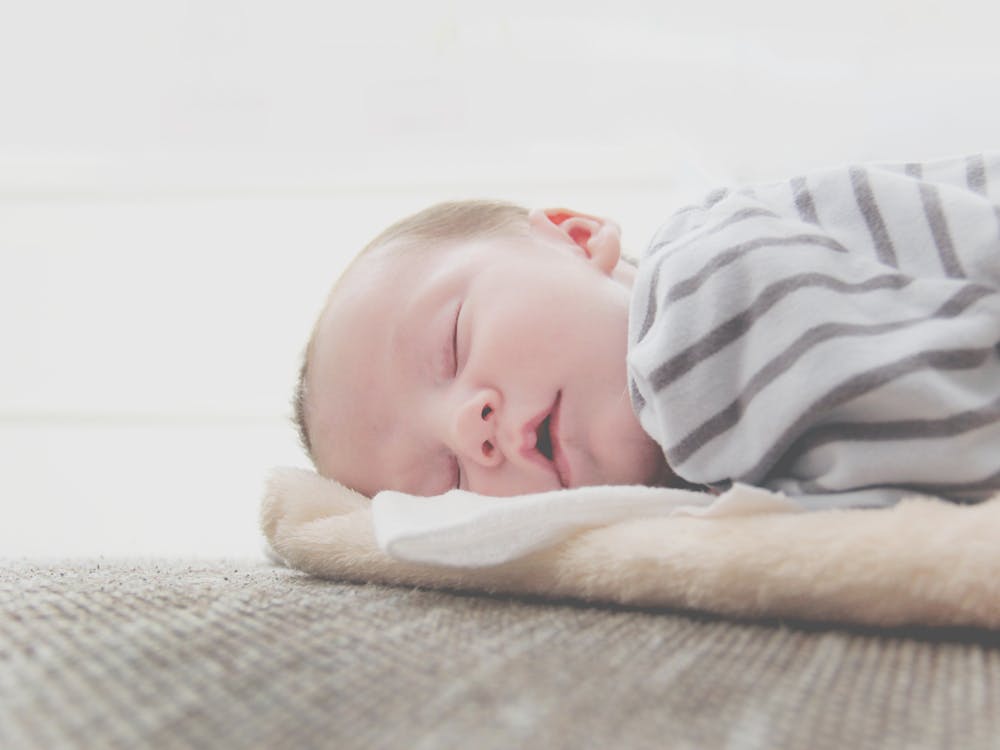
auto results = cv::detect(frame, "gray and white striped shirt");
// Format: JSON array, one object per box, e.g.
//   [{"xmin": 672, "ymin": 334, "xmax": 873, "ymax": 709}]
[{"xmin": 627, "ymin": 154, "xmax": 1000, "ymax": 509}]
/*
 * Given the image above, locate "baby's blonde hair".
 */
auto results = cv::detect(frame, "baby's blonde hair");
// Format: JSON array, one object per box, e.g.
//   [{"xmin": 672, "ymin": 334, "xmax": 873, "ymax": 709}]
[{"xmin": 293, "ymin": 200, "xmax": 530, "ymax": 460}]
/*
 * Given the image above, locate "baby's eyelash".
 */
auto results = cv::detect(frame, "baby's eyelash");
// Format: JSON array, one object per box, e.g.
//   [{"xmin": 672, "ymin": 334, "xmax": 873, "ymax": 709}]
[{"xmin": 453, "ymin": 457, "xmax": 462, "ymax": 490}]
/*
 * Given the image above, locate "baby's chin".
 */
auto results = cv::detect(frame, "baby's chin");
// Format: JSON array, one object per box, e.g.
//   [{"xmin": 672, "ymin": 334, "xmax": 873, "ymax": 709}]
[
  {"xmin": 590, "ymin": 396, "xmax": 667, "ymax": 488},
  {"xmin": 621, "ymin": 439, "xmax": 669, "ymax": 488},
  {"xmin": 577, "ymin": 427, "xmax": 665, "ymax": 489}
]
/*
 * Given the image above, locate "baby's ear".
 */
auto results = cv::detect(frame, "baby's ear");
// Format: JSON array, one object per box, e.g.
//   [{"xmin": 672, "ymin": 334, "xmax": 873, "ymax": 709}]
[{"xmin": 528, "ymin": 208, "xmax": 622, "ymax": 276}]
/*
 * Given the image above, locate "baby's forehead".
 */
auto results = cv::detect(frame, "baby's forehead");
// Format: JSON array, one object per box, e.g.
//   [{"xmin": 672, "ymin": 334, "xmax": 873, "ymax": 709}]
[
  {"xmin": 307, "ymin": 279, "xmax": 396, "ymax": 490},
  {"xmin": 333, "ymin": 237, "xmax": 485, "ymax": 303},
  {"xmin": 309, "ymin": 241, "xmax": 470, "ymax": 494},
  {"xmin": 312, "ymin": 238, "xmax": 461, "ymax": 383}
]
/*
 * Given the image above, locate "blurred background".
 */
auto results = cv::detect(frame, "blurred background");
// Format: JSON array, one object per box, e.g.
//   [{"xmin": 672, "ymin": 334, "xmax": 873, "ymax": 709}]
[{"xmin": 3, "ymin": 0, "xmax": 999, "ymax": 556}]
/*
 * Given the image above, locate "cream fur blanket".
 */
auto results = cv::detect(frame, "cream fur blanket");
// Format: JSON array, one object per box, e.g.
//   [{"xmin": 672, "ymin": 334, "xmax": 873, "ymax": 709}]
[{"xmin": 260, "ymin": 467, "xmax": 1000, "ymax": 629}]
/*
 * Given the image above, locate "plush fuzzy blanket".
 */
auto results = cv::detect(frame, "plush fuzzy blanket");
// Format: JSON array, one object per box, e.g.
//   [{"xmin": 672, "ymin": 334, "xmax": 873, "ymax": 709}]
[{"xmin": 261, "ymin": 467, "xmax": 1000, "ymax": 629}]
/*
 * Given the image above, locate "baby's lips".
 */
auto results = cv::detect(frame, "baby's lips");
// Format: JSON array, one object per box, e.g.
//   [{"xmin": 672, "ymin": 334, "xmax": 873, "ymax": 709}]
[
  {"xmin": 518, "ymin": 391, "xmax": 567, "ymax": 487},
  {"xmin": 519, "ymin": 402, "xmax": 550, "ymax": 457}
]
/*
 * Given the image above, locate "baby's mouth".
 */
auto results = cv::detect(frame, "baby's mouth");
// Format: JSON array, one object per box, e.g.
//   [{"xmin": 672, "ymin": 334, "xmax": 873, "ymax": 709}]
[
  {"xmin": 521, "ymin": 391, "xmax": 571, "ymax": 487},
  {"xmin": 536, "ymin": 414, "xmax": 554, "ymax": 461},
  {"xmin": 522, "ymin": 391, "xmax": 567, "ymax": 487}
]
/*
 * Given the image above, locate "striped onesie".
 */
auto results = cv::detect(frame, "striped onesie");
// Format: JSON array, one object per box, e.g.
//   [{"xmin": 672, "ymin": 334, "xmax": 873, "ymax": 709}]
[{"xmin": 627, "ymin": 154, "xmax": 1000, "ymax": 509}]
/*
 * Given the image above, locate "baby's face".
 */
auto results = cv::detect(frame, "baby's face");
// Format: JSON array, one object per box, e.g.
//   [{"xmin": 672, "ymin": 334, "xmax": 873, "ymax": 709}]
[{"xmin": 306, "ymin": 209, "xmax": 666, "ymax": 497}]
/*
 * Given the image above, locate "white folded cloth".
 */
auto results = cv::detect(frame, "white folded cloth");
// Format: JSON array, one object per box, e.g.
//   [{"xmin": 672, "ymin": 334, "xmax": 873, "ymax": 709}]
[{"xmin": 372, "ymin": 482, "xmax": 801, "ymax": 567}]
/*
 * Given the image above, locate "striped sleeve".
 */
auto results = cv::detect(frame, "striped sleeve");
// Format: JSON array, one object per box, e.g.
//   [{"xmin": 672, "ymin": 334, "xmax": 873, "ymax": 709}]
[{"xmin": 627, "ymin": 154, "xmax": 1000, "ymax": 509}]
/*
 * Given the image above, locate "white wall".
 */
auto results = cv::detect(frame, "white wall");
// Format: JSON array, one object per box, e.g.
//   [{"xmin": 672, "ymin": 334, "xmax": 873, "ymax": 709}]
[{"xmin": 3, "ymin": 0, "xmax": 999, "ymax": 556}]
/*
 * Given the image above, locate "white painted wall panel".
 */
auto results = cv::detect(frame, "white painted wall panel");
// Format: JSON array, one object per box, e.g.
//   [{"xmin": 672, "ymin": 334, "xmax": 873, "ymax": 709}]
[
  {"xmin": 0, "ymin": 421, "xmax": 299, "ymax": 557},
  {"xmin": 1, "ymin": 182, "xmax": 699, "ymax": 419}
]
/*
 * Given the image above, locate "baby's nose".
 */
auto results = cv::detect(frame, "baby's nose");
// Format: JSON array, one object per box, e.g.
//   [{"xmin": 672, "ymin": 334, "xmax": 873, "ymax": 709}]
[{"xmin": 454, "ymin": 389, "xmax": 503, "ymax": 467}]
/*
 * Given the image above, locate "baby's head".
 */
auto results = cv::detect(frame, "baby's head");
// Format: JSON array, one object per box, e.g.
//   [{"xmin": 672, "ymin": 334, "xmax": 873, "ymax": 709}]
[{"xmin": 295, "ymin": 200, "xmax": 668, "ymax": 497}]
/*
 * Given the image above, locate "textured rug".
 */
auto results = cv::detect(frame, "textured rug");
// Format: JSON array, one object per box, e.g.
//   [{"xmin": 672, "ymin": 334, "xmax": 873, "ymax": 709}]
[{"xmin": 3, "ymin": 558, "xmax": 1000, "ymax": 750}]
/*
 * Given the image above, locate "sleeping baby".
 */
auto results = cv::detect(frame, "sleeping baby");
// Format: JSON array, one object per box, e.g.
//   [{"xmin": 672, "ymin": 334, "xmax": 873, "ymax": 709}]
[{"xmin": 293, "ymin": 153, "xmax": 1000, "ymax": 510}]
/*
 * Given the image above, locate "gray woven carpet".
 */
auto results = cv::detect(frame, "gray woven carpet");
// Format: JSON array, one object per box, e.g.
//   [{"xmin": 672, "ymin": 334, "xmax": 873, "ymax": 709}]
[{"xmin": 3, "ymin": 559, "xmax": 1000, "ymax": 750}]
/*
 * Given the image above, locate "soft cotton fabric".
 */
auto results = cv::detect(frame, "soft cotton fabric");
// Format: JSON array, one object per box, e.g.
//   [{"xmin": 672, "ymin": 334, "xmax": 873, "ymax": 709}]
[
  {"xmin": 373, "ymin": 481, "xmax": 798, "ymax": 567},
  {"xmin": 628, "ymin": 154, "xmax": 1000, "ymax": 508}
]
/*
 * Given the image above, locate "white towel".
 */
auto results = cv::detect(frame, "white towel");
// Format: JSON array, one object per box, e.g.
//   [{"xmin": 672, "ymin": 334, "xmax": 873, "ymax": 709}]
[{"xmin": 372, "ymin": 482, "xmax": 801, "ymax": 567}]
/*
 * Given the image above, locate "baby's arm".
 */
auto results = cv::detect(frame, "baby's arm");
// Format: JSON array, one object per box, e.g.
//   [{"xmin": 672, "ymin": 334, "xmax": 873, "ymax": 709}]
[{"xmin": 629, "ymin": 154, "xmax": 1000, "ymax": 508}]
